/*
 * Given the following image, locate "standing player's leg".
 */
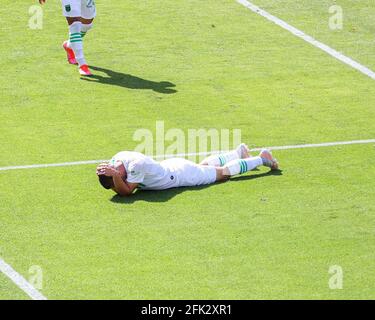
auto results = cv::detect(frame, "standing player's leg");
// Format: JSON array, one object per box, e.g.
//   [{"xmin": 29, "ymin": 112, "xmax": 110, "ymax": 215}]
[
  {"xmin": 215, "ymin": 149, "xmax": 279, "ymax": 181},
  {"xmin": 80, "ymin": 17, "xmax": 94, "ymax": 39},
  {"xmin": 74, "ymin": 16, "xmax": 94, "ymax": 76},
  {"xmin": 77, "ymin": 0, "xmax": 96, "ymax": 75},
  {"xmin": 62, "ymin": 17, "xmax": 94, "ymax": 67},
  {"xmin": 62, "ymin": 26, "xmax": 78, "ymax": 66},
  {"xmin": 61, "ymin": 1, "xmax": 96, "ymax": 76},
  {"xmin": 61, "ymin": 1, "xmax": 85, "ymax": 68},
  {"xmin": 200, "ymin": 143, "xmax": 251, "ymax": 167}
]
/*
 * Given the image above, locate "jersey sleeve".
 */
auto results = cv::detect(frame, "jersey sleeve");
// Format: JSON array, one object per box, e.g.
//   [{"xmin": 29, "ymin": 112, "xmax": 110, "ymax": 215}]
[{"xmin": 126, "ymin": 159, "xmax": 146, "ymax": 184}]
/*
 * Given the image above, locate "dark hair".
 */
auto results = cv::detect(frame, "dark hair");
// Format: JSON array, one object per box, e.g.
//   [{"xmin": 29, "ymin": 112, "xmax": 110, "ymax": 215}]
[{"xmin": 98, "ymin": 175, "xmax": 114, "ymax": 189}]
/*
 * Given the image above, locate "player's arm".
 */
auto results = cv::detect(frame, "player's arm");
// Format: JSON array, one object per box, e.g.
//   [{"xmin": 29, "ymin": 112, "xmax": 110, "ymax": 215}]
[
  {"xmin": 112, "ymin": 174, "xmax": 138, "ymax": 197},
  {"xmin": 96, "ymin": 163, "xmax": 138, "ymax": 196}
]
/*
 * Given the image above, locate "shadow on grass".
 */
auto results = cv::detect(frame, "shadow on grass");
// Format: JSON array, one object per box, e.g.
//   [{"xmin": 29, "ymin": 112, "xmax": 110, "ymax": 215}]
[
  {"xmin": 110, "ymin": 169, "xmax": 283, "ymax": 204},
  {"xmin": 81, "ymin": 66, "xmax": 177, "ymax": 94},
  {"xmin": 230, "ymin": 169, "xmax": 283, "ymax": 182}
]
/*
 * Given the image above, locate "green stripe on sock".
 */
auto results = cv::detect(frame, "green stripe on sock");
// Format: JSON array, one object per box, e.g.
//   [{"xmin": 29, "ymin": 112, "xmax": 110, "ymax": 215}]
[
  {"xmin": 69, "ymin": 39, "xmax": 82, "ymax": 43},
  {"xmin": 242, "ymin": 160, "xmax": 248, "ymax": 173},
  {"xmin": 238, "ymin": 160, "xmax": 244, "ymax": 174},
  {"xmin": 219, "ymin": 156, "xmax": 224, "ymax": 166},
  {"xmin": 239, "ymin": 160, "xmax": 247, "ymax": 174}
]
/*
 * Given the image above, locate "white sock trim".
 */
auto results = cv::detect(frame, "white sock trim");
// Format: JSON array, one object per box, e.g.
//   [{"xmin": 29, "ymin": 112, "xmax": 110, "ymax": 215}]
[{"xmin": 81, "ymin": 23, "xmax": 93, "ymax": 34}]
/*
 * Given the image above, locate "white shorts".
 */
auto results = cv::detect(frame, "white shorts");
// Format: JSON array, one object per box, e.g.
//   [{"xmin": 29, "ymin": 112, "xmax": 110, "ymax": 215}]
[
  {"xmin": 162, "ymin": 158, "xmax": 217, "ymax": 188},
  {"xmin": 62, "ymin": 0, "xmax": 96, "ymax": 19}
]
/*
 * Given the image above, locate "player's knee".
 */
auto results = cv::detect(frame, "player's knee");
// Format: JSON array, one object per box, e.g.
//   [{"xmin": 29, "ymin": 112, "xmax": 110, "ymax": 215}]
[
  {"xmin": 66, "ymin": 17, "xmax": 81, "ymax": 25},
  {"xmin": 81, "ymin": 18, "xmax": 94, "ymax": 25}
]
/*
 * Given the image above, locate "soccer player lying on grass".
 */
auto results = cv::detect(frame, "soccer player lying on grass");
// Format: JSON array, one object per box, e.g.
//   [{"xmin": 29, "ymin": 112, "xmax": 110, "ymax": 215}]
[
  {"xmin": 39, "ymin": 0, "xmax": 95, "ymax": 76},
  {"xmin": 96, "ymin": 144, "xmax": 279, "ymax": 197}
]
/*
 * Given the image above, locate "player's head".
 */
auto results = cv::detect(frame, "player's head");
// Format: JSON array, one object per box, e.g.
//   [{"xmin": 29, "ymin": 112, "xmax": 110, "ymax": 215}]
[{"xmin": 98, "ymin": 175, "xmax": 114, "ymax": 189}]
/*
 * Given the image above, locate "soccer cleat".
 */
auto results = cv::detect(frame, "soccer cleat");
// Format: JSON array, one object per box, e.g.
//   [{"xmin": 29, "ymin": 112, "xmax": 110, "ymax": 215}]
[
  {"xmin": 259, "ymin": 149, "xmax": 279, "ymax": 170},
  {"xmin": 79, "ymin": 65, "xmax": 92, "ymax": 76},
  {"xmin": 62, "ymin": 41, "xmax": 77, "ymax": 65},
  {"xmin": 237, "ymin": 143, "xmax": 251, "ymax": 159}
]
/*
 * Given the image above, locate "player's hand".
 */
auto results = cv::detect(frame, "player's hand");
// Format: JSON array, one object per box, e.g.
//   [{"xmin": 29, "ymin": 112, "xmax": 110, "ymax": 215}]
[
  {"xmin": 39, "ymin": 0, "xmax": 46, "ymax": 5},
  {"xmin": 96, "ymin": 163, "xmax": 120, "ymax": 177}
]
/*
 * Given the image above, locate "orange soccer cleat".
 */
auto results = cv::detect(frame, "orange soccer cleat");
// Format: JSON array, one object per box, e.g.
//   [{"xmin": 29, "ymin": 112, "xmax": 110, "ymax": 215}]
[
  {"xmin": 79, "ymin": 64, "xmax": 93, "ymax": 76},
  {"xmin": 62, "ymin": 41, "xmax": 77, "ymax": 65}
]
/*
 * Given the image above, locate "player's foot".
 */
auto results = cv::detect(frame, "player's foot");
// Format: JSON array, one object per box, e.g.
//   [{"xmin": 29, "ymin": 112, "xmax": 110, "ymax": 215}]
[
  {"xmin": 236, "ymin": 143, "xmax": 251, "ymax": 158},
  {"xmin": 259, "ymin": 149, "xmax": 279, "ymax": 170},
  {"xmin": 62, "ymin": 41, "xmax": 77, "ymax": 65},
  {"xmin": 79, "ymin": 65, "xmax": 93, "ymax": 76}
]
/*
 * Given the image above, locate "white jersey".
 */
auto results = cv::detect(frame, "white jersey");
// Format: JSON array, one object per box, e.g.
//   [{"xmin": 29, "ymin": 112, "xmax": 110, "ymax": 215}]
[
  {"xmin": 111, "ymin": 152, "xmax": 178, "ymax": 190},
  {"xmin": 111, "ymin": 152, "xmax": 217, "ymax": 190}
]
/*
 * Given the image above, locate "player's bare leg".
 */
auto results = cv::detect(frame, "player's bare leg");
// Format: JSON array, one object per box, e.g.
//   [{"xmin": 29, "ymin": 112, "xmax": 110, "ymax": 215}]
[
  {"xmin": 214, "ymin": 168, "xmax": 230, "ymax": 182},
  {"xmin": 200, "ymin": 143, "xmax": 251, "ymax": 166}
]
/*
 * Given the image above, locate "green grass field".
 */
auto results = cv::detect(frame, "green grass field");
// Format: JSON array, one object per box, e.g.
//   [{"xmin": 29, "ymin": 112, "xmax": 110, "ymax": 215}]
[{"xmin": 0, "ymin": 0, "xmax": 374, "ymax": 299}]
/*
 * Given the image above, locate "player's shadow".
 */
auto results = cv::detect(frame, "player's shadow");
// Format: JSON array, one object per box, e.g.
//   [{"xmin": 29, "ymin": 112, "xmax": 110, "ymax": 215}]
[
  {"xmin": 81, "ymin": 66, "xmax": 177, "ymax": 94},
  {"xmin": 230, "ymin": 169, "xmax": 283, "ymax": 182},
  {"xmin": 110, "ymin": 169, "xmax": 283, "ymax": 204}
]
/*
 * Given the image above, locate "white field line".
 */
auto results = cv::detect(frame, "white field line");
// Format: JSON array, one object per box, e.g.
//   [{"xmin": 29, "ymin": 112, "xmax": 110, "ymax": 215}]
[
  {"xmin": 0, "ymin": 139, "xmax": 374, "ymax": 172},
  {"xmin": 0, "ymin": 160, "xmax": 106, "ymax": 171},
  {"xmin": 236, "ymin": 0, "xmax": 375, "ymax": 80},
  {"xmin": 0, "ymin": 258, "xmax": 47, "ymax": 300}
]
